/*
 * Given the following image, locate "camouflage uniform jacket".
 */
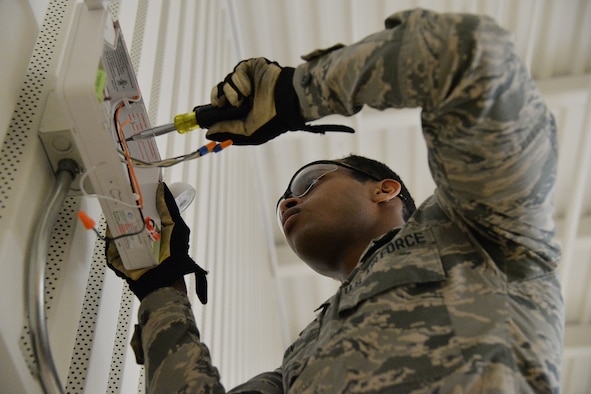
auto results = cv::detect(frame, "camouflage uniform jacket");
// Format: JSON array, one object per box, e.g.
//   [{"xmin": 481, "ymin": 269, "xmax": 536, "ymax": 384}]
[{"xmin": 136, "ymin": 8, "xmax": 564, "ymax": 393}]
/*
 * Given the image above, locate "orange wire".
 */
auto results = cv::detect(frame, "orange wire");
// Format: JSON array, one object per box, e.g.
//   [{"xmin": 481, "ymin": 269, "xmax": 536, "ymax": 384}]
[{"xmin": 115, "ymin": 101, "xmax": 144, "ymax": 208}]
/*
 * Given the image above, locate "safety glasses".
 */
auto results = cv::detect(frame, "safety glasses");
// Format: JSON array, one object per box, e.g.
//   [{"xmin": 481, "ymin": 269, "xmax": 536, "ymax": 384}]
[
  {"xmin": 278, "ymin": 160, "xmax": 385, "ymax": 204},
  {"xmin": 276, "ymin": 160, "xmax": 383, "ymax": 227}
]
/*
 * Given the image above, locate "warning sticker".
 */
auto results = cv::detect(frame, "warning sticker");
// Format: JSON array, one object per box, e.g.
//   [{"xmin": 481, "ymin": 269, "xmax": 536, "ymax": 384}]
[
  {"xmin": 112, "ymin": 209, "xmax": 143, "ymax": 249},
  {"xmin": 103, "ymin": 21, "xmax": 139, "ymax": 100}
]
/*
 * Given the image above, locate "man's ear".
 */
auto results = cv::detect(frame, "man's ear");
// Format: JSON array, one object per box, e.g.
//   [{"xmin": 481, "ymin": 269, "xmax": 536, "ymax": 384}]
[{"xmin": 373, "ymin": 179, "xmax": 402, "ymax": 203}]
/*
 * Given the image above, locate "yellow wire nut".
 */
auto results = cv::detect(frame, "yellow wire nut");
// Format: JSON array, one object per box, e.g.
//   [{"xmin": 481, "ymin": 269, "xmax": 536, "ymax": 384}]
[{"xmin": 173, "ymin": 112, "xmax": 200, "ymax": 134}]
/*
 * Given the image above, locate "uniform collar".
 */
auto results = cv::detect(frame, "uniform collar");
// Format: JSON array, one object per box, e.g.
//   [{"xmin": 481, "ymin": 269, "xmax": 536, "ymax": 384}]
[{"xmin": 359, "ymin": 227, "xmax": 403, "ymax": 264}]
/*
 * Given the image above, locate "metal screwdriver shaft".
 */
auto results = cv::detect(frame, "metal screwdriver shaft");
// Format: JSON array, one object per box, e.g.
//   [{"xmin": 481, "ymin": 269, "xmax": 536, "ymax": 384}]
[{"xmin": 125, "ymin": 103, "xmax": 250, "ymax": 141}]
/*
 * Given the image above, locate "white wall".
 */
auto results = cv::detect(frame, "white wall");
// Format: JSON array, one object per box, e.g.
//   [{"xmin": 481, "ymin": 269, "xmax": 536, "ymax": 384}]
[{"xmin": 0, "ymin": 0, "xmax": 39, "ymax": 142}]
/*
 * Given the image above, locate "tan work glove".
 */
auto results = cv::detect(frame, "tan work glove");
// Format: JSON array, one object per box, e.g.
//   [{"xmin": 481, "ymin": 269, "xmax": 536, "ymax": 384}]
[
  {"xmin": 207, "ymin": 57, "xmax": 353, "ymax": 145},
  {"xmin": 105, "ymin": 182, "xmax": 207, "ymax": 303}
]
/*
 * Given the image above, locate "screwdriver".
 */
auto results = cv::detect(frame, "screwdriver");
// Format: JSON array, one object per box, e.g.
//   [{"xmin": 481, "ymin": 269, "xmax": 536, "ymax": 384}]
[{"xmin": 126, "ymin": 103, "xmax": 250, "ymax": 141}]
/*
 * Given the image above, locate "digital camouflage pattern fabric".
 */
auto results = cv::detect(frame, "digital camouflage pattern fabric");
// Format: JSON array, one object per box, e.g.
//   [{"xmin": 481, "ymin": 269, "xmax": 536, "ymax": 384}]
[{"xmin": 134, "ymin": 8, "xmax": 563, "ymax": 393}]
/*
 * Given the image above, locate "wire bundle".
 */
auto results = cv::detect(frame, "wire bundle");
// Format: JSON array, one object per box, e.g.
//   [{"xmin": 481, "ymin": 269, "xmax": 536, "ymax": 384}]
[
  {"xmin": 123, "ymin": 139, "xmax": 233, "ymax": 168},
  {"xmin": 78, "ymin": 97, "xmax": 231, "ymax": 241}
]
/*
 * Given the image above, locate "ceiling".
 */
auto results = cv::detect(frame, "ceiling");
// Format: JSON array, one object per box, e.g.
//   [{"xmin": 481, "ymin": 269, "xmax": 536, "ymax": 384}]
[{"xmin": 115, "ymin": 0, "xmax": 591, "ymax": 391}]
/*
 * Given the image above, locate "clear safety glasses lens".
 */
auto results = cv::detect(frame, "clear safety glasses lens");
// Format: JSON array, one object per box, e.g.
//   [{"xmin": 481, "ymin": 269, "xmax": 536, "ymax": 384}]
[
  {"xmin": 276, "ymin": 163, "xmax": 339, "ymax": 229},
  {"xmin": 289, "ymin": 163, "xmax": 339, "ymax": 198}
]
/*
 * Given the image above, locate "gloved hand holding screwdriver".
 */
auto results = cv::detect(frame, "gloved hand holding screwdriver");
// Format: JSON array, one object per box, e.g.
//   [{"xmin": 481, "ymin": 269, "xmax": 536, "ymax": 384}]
[
  {"xmin": 129, "ymin": 57, "xmax": 353, "ymax": 144},
  {"xmin": 206, "ymin": 57, "xmax": 353, "ymax": 145}
]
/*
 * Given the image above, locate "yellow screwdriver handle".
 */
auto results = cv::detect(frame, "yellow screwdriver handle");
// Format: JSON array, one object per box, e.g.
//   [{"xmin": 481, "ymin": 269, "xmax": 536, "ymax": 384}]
[
  {"xmin": 172, "ymin": 103, "xmax": 251, "ymax": 135},
  {"xmin": 173, "ymin": 112, "xmax": 199, "ymax": 134}
]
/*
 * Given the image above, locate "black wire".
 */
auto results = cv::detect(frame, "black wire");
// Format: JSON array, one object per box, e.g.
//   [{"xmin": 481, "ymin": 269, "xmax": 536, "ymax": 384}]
[{"xmin": 93, "ymin": 217, "xmax": 147, "ymax": 242}]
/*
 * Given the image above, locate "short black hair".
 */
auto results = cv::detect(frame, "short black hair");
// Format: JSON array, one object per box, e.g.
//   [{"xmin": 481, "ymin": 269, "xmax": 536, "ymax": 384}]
[{"xmin": 335, "ymin": 154, "xmax": 416, "ymax": 221}]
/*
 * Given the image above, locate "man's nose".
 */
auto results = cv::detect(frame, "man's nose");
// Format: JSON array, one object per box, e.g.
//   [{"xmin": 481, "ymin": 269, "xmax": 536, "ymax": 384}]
[{"xmin": 278, "ymin": 196, "xmax": 300, "ymax": 214}]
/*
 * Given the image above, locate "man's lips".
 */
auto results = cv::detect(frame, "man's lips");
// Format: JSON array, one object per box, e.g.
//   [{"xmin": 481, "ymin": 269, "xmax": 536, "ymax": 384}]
[{"xmin": 281, "ymin": 208, "xmax": 300, "ymax": 232}]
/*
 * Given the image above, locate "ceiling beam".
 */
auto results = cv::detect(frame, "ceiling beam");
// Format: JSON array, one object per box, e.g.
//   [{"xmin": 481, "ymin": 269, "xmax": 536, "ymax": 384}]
[
  {"xmin": 563, "ymin": 323, "xmax": 591, "ymax": 358},
  {"xmin": 537, "ymin": 74, "xmax": 590, "ymax": 106}
]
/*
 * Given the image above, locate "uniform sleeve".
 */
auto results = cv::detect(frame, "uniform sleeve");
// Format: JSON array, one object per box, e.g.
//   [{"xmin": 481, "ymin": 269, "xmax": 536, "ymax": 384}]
[
  {"xmin": 294, "ymin": 8, "xmax": 560, "ymax": 273},
  {"xmin": 136, "ymin": 288, "xmax": 284, "ymax": 393},
  {"xmin": 136, "ymin": 288, "xmax": 225, "ymax": 393}
]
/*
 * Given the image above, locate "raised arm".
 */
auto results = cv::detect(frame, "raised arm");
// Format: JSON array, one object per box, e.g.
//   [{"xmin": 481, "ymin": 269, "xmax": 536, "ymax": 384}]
[{"xmin": 293, "ymin": 9, "xmax": 560, "ymax": 269}]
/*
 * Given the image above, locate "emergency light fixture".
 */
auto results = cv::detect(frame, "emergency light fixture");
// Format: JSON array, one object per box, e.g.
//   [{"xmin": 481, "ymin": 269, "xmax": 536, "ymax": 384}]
[{"xmin": 38, "ymin": 2, "xmax": 162, "ymax": 270}]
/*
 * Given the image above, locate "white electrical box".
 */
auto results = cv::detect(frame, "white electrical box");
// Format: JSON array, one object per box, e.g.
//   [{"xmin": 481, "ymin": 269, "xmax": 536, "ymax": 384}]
[{"xmin": 39, "ymin": 2, "xmax": 162, "ymax": 270}]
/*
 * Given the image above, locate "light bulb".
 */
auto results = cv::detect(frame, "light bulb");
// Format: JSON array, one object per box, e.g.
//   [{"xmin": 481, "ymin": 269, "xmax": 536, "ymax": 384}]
[{"xmin": 168, "ymin": 182, "xmax": 196, "ymax": 213}]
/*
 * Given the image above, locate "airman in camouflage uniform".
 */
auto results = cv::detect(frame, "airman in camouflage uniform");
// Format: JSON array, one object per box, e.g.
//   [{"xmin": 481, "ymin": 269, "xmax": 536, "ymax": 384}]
[{"xmin": 132, "ymin": 8, "xmax": 563, "ymax": 393}]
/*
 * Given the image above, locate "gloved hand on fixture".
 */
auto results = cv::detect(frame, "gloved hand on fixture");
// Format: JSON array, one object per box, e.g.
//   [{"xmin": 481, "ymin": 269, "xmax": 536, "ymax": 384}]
[
  {"xmin": 206, "ymin": 57, "xmax": 354, "ymax": 145},
  {"xmin": 105, "ymin": 182, "xmax": 207, "ymax": 303}
]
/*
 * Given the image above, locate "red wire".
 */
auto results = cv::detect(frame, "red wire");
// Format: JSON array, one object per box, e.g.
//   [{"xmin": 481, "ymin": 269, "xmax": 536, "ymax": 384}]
[{"xmin": 115, "ymin": 100, "xmax": 144, "ymax": 208}]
